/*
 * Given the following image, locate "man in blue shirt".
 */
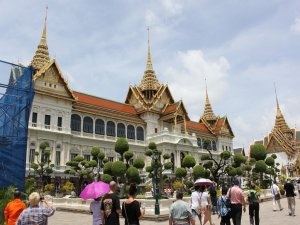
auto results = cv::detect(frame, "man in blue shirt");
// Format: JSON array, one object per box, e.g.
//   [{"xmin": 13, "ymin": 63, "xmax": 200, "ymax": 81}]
[{"xmin": 169, "ymin": 191, "xmax": 195, "ymax": 225}]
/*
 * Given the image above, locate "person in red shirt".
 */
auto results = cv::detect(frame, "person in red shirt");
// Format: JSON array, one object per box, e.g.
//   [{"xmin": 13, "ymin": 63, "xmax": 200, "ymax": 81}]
[{"xmin": 4, "ymin": 191, "xmax": 26, "ymax": 225}]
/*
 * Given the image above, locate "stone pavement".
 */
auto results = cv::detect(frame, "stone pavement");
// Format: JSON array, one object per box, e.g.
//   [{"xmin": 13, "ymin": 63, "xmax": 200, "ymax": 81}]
[{"xmin": 49, "ymin": 198, "xmax": 300, "ymax": 225}]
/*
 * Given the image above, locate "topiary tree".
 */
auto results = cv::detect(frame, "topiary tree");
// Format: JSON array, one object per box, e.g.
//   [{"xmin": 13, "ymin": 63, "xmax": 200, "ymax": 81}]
[
  {"xmin": 126, "ymin": 166, "xmax": 140, "ymax": 183},
  {"xmin": 65, "ymin": 155, "xmax": 93, "ymax": 194},
  {"xmin": 30, "ymin": 142, "xmax": 54, "ymax": 192},
  {"xmin": 111, "ymin": 161, "xmax": 127, "ymax": 181},
  {"xmin": 144, "ymin": 142, "xmax": 173, "ymax": 196},
  {"xmin": 182, "ymin": 155, "xmax": 196, "ymax": 169},
  {"xmin": 101, "ymin": 174, "xmax": 113, "ymax": 183},
  {"xmin": 175, "ymin": 167, "xmax": 187, "ymax": 179},
  {"xmin": 193, "ymin": 165, "xmax": 206, "ymax": 180},
  {"xmin": 200, "ymin": 150, "xmax": 232, "ymax": 186},
  {"xmin": 133, "ymin": 158, "xmax": 145, "ymax": 169},
  {"xmin": 233, "ymin": 153, "xmax": 247, "ymax": 167},
  {"xmin": 103, "ymin": 162, "xmax": 113, "ymax": 175},
  {"xmin": 250, "ymin": 144, "xmax": 267, "ymax": 161},
  {"xmin": 90, "ymin": 146, "xmax": 105, "ymax": 181},
  {"xmin": 255, "ymin": 160, "xmax": 267, "ymax": 187},
  {"xmin": 124, "ymin": 150, "xmax": 134, "ymax": 168},
  {"xmin": 265, "ymin": 157, "xmax": 275, "ymax": 167},
  {"xmin": 115, "ymin": 138, "xmax": 129, "ymax": 161}
]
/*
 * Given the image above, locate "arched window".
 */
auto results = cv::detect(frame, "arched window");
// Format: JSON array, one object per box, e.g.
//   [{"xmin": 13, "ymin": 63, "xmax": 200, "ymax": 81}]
[
  {"xmin": 106, "ymin": 121, "xmax": 115, "ymax": 136},
  {"xmin": 117, "ymin": 123, "xmax": 126, "ymax": 137},
  {"xmin": 197, "ymin": 137, "xmax": 202, "ymax": 148},
  {"xmin": 127, "ymin": 125, "xmax": 135, "ymax": 139},
  {"xmin": 83, "ymin": 116, "xmax": 93, "ymax": 133},
  {"xmin": 212, "ymin": 140, "xmax": 217, "ymax": 151},
  {"xmin": 71, "ymin": 114, "xmax": 81, "ymax": 131},
  {"xmin": 136, "ymin": 126, "xmax": 144, "ymax": 141},
  {"xmin": 95, "ymin": 119, "xmax": 105, "ymax": 135}
]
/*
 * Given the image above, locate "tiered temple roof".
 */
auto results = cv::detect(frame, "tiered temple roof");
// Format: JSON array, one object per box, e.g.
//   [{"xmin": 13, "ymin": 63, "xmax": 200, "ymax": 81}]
[{"xmin": 31, "ymin": 14, "xmax": 50, "ymax": 71}]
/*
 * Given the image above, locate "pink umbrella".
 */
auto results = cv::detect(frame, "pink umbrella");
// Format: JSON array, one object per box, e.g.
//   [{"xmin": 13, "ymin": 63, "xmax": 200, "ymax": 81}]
[
  {"xmin": 194, "ymin": 178, "xmax": 213, "ymax": 186},
  {"xmin": 79, "ymin": 181, "xmax": 110, "ymax": 200}
]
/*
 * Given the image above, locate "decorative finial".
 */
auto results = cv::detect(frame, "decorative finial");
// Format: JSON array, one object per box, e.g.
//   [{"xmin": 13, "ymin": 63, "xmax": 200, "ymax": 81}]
[
  {"xmin": 205, "ymin": 78, "xmax": 208, "ymax": 98},
  {"xmin": 139, "ymin": 26, "xmax": 160, "ymax": 93},
  {"xmin": 201, "ymin": 78, "xmax": 217, "ymax": 122},
  {"xmin": 146, "ymin": 26, "xmax": 153, "ymax": 70},
  {"xmin": 31, "ymin": 6, "xmax": 50, "ymax": 71},
  {"xmin": 274, "ymin": 83, "xmax": 280, "ymax": 110}
]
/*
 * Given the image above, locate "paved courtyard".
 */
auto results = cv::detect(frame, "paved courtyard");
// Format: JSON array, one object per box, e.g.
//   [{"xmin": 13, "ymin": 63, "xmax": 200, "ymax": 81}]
[{"xmin": 49, "ymin": 198, "xmax": 300, "ymax": 225}]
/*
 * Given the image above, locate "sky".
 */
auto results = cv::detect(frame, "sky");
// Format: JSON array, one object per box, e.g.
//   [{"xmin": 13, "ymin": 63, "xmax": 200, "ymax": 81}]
[{"xmin": 0, "ymin": 0, "xmax": 300, "ymax": 149}]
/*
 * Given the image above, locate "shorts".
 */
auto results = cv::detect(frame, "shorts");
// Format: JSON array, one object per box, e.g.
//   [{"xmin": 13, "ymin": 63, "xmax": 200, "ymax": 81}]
[{"xmin": 192, "ymin": 209, "xmax": 200, "ymax": 217}]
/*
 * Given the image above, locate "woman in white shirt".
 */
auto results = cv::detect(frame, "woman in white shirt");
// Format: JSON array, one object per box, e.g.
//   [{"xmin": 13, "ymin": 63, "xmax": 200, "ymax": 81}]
[
  {"xmin": 191, "ymin": 186, "xmax": 201, "ymax": 223},
  {"xmin": 271, "ymin": 181, "xmax": 283, "ymax": 211},
  {"xmin": 199, "ymin": 186, "xmax": 215, "ymax": 225}
]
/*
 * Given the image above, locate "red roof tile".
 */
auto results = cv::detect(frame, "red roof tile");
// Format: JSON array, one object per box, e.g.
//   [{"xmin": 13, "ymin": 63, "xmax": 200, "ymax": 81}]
[
  {"xmin": 186, "ymin": 121, "xmax": 210, "ymax": 132},
  {"xmin": 74, "ymin": 91, "xmax": 137, "ymax": 115},
  {"xmin": 163, "ymin": 103, "xmax": 178, "ymax": 114}
]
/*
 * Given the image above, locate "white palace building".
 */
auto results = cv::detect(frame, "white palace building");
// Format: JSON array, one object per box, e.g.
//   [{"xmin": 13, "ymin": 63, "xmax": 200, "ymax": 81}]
[{"xmin": 23, "ymin": 18, "xmax": 234, "ymax": 182}]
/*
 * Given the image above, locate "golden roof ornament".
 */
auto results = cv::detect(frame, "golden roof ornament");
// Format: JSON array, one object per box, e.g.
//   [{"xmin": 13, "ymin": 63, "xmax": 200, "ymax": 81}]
[
  {"xmin": 31, "ymin": 7, "xmax": 50, "ymax": 71},
  {"xmin": 202, "ymin": 80, "xmax": 217, "ymax": 121},
  {"xmin": 139, "ymin": 27, "xmax": 160, "ymax": 92},
  {"xmin": 274, "ymin": 86, "xmax": 291, "ymax": 134}
]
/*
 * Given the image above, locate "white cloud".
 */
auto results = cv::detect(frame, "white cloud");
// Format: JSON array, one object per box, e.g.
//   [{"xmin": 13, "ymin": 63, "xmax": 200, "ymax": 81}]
[
  {"xmin": 163, "ymin": 50, "xmax": 230, "ymax": 121},
  {"xmin": 161, "ymin": 0, "xmax": 183, "ymax": 15},
  {"xmin": 290, "ymin": 17, "xmax": 300, "ymax": 33}
]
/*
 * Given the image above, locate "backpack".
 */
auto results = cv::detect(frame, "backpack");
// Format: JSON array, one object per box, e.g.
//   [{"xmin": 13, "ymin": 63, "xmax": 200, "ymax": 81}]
[{"xmin": 248, "ymin": 191, "xmax": 259, "ymax": 205}]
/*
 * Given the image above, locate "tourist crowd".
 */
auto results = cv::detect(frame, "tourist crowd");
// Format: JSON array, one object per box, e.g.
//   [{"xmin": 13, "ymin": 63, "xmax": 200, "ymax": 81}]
[{"xmin": 3, "ymin": 179, "xmax": 300, "ymax": 225}]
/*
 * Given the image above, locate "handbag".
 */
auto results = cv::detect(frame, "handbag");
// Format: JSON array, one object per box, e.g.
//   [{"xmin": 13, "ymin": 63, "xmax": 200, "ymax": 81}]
[{"xmin": 272, "ymin": 185, "xmax": 280, "ymax": 200}]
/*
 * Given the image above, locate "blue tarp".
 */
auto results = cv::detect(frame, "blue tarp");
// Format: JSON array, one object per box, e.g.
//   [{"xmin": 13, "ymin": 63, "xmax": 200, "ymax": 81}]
[{"xmin": 0, "ymin": 64, "xmax": 34, "ymax": 191}]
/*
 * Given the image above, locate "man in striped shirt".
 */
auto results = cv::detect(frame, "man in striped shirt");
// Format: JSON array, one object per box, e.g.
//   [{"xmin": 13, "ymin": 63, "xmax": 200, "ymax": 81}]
[{"xmin": 17, "ymin": 192, "xmax": 55, "ymax": 225}]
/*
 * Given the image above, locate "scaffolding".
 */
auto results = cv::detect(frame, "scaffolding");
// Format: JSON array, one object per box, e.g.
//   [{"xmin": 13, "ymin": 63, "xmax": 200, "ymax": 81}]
[{"xmin": 0, "ymin": 60, "xmax": 34, "ymax": 191}]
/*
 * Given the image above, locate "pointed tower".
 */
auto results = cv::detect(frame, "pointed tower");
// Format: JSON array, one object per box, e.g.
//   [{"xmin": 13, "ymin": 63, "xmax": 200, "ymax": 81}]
[
  {"xmin": 139, "ymin": 28, "xmax": 161, "ymax": 99},
  {"xmin": 274, "ymin": 89, "xmax": 292, "ymax": 134},
  {"xmin": 31, "ymin": 8, "xmax": 50, "ymax": 71},
  {"xmin": 274, "ymin": 90, "xmax": 291, "ymax": 133},
  {"xmin": 202, "ymin": 81, "xmax": 217, "ymax": 122}
]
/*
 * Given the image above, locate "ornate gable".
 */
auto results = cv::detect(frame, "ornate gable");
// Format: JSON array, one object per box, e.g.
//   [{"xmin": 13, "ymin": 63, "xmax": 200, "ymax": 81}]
[
  {"xmin": 265, "ymin": 93, "xmax": 296, "ymax": 157},
  {"xmin": 125, "ymin": 84, "xmax": 174, "ymax": 114},
  {"xmin": 214, "ymin": 117, "xmax": 234, "ymax": 137},
  {"xmin": 33, "ymin": 60, "xmax": 76, "ymax": 101}
]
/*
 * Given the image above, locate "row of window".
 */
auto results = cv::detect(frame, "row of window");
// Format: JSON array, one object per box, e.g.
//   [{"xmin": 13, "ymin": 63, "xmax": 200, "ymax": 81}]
[
  {"xmin": 71, "ymin": 114, "xmax": 144, "ymax": 141},
  {"xmin": 32, "ymin": 112, "xmax": 62, "ymax": 130},
  {"xmin": 197, "ymin": 138, "xmax": 217, "ymax": 151},
  {"xmin": 31, "ymin": 113, "xmax": 145, "ymax": 141},
  {"xmin": 222, "ymin": 145, "xmax": 231, "ymax": 151}
]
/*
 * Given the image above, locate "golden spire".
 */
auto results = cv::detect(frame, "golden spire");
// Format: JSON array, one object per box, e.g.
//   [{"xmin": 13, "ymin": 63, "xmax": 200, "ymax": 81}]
[
  {"xmin": 273, "ymin": 85, "xmax": 291, "ymax": 133},
  {"xmin": 202, "ymin": 79, "xmax": 217, "ymax": 121},
  {"xmin": 31, "ymin": 6, "xmax": 50, "ymax": 71},
  {"xmin": 139, "ymin": 27, "xmax": 160, "ymax": 93},
  {"xmin": 146, "ymin": 27, "xmax": 153, "ymax": 71}
]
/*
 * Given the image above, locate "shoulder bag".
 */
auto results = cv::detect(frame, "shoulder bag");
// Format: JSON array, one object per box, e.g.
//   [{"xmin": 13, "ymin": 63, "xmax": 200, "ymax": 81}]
[
  {"xmin": 272, "ymin": 185, "xmax": 280, "ymax": 200},
  {"xmin": 123, "ymin": 201, "xmax": 138, "ymax": 225}
]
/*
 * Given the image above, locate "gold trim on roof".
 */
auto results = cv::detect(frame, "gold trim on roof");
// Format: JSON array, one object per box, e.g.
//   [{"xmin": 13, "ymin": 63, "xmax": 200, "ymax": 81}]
[
  {"xmin": 202, "ymin": 82, "xmax": 217, "ymax": 121},
  {"xmin": 139, "ymin": 29, "xmax": 160, "ymax": 92},
  {"xmin": 274, "ymin": 94, "xmax": 291, "ymax": 134},
  {"xmin": 31, "ymin": 8, "xmax": 50, "ymax": 71}
]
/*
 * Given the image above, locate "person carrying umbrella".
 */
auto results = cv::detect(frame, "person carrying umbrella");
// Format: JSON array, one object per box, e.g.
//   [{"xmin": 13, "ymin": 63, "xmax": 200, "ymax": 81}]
[
  {"xmin": 90, "ymin": 196, "xmax": 103, "ymax": 225},
  {"xmin": 79, "ymin": 181, "xmax": 110, "ymax": 225}
]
